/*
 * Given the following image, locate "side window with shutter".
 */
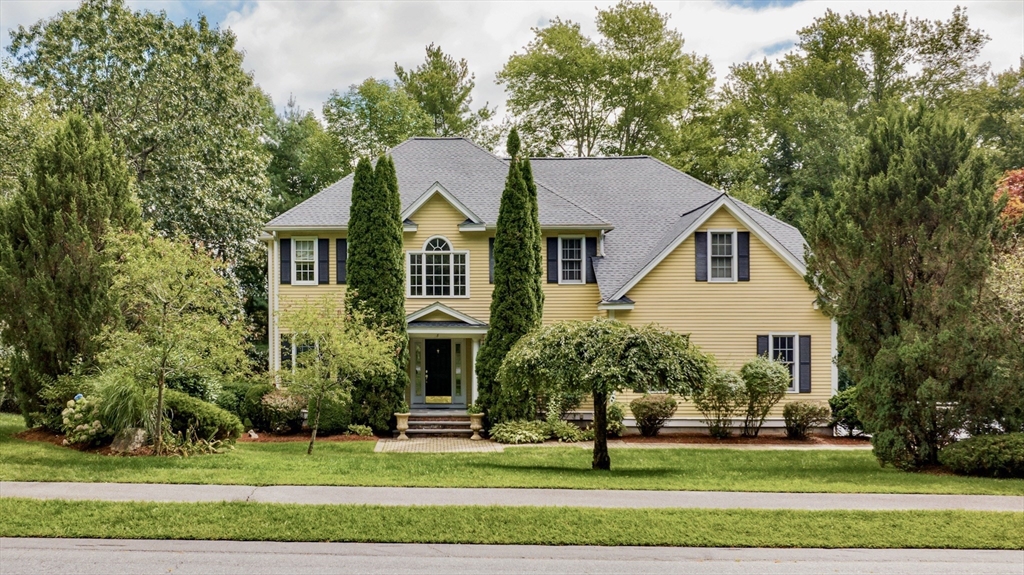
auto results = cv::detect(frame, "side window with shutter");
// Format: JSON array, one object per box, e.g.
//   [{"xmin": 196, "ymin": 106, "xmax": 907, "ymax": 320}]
[
  {"xmin": 280, "ymin": 238, "xmax": 291, "ymax": 285},
  {"xmin": 546, "ymin": 237, "xmax": 558, "ymax": 283},
  {"xmin": 318, "ymin": 238, "xmax": 329, "ymax": 284},
  {"xmin": 757, "ymin": 335, "xmax": 768, "ymax": 357},
  {"xmin": 695, "ymin": 232, "xmax": 708, "ymax": 281},
  {"xmin": 336, "ymin": 239, "xmax": 347, "ymax": 284},
  {"xmin": 799, "ymin": 335, "xmax": 811, "ymax": 393}
]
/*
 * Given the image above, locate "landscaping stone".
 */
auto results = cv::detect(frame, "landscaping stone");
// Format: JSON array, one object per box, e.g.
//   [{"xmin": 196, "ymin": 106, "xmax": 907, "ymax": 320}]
[
  {"xmin": 247, "ymin": 430, "xmax": 259, "ymax": 439},
  {"xmin": 111, "ymin": 428, "xmax": 147, "ymax": 453}
]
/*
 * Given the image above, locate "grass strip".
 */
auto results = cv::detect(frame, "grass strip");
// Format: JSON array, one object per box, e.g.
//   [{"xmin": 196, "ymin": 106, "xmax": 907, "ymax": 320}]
[
  {"xmin": 1, "ymin": 498, "xmax": 1021, "ymax": 549},
  {"xmin": 3, "ymin": 415, "xmax": 1022, "ymax": 496}
]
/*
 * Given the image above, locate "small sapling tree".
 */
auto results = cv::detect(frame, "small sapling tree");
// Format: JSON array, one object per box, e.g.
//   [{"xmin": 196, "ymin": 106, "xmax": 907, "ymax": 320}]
[
  {"xmin": 279, "ymin": 296, "xmax": 400, "ymax": 454},
  {"xmin": 499, "ymin": 319, "xmax": 712, "ymax": 470}
]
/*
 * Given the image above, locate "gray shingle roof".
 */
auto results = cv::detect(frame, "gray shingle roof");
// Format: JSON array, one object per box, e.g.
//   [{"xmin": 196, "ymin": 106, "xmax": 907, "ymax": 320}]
[{"xmin": 266, "ymin": 138, "xmax": 808, "ymax": 302}]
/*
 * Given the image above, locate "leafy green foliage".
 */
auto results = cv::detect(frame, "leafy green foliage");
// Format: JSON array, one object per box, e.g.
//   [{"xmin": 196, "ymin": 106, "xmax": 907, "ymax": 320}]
[
  {"xmin": 0, "ymin": 113, "xmax": 139, "ymax": 422},
  {"xmin": 7, "ymin": 0, "xmax": 272, "ymax": 262},
  {"xmin": 783, "ymin": 401, "xmax": 831, "ymax": 440},
  {"xmin": 477, "ymin": 130, "xmax": 543, "ymax": 422},
  {"xmin": 0, "ymin": 68, "xmax": 51, "ymax": 199},
  {"xmin": 281, "ymin": 297, "xmax": 399, "ymax": 452},
  {"xmin": 345, "ymin": 156, "xmax": 408, "ymax": 433},
  {"xmin": 100, "ymin": 231, "xmax": 250, "ymax": 454},
  {"xmin": 346, "ymin": 424, "xmax": 374, "ymax": 437},
  {"xmin": 693, "ymin": 369, "xmax": 745, "ymax": 438},
  {"xmin": 738, "ymin": 357, "xmax": 790, "ymax": 437},
  {"xmin": 162, "ymin": 389, "xmax": 243, "ymax": 442},
  {"xmin": 323, "ymin": 78, "xmax": 432, "ymax": 159},
  {"xmin": 242, "ymin": 383, "xmax": 275, "ymax": 432},
  {"xmin": 940, "ymin": 434, "xmax": 1024, "ymax": 479},
  {"xmin": 499, "ymin": 318, "xmax": 712, "ymax": 469},
  {"xmin": 311, "ymin": 396, "xmax": 351, "ymax": 436},
  {"xmin": 606, "ymin": 402, "xmax": 625, "ymax": 438},
  {"xmin": 490, "ymin": 420, "xmax": 548, "ymax": 444},
  {"xmin": 215, "ymin": 380, "xmax": 254, "ymax": 422},
  {"xmin": 630, "ymin": 394, "xmax": 677, "ymax": 437},
  {"xmin": 829, "ymin": 386, "xmax": 865, "ymax": 437},
  {"xmin": 260, "ymin": 389, "xmax": 305, "ymax": 434},
  {"xmin": 395, "ymin": 43, "xmax": 494, "ymax": 138},
  {"xmin": 37, "ymin": 375, "xmax": 97, "ymax": 433},
  {"xmin": 804, "ymin": 104, "xmax": 1004, "ymax": 469},
  {"xmin": 59, "ymin": 395, "xmax": 107, "ymax": 446},
  {"xmin": 96, "ymin": 372, "xmax": 155, "ymax": 436}
]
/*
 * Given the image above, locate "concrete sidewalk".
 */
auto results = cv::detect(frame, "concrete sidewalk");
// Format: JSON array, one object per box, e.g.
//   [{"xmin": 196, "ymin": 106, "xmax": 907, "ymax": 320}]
[{"xmin": 2, "ymin": 481, "xmax": 1021, "ymax": 511}]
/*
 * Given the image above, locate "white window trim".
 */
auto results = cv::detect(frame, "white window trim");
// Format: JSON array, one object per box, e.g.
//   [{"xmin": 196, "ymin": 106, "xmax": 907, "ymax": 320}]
[
  {"xmin": 769, "ymin": 332, "xmax": 800, "ymax": 393},
  {"xmin": 707, "ymin": 229, "xmax": 738, "ymax": 283},
  {"xmin": 291, "ymin": 236, "xmax": 318, "ymax": 286},
  {"xmin": 406, "ymin": 235, "xmax": 471, "ymax": 298},
  {"xmin": 558, "ymin": 235, "xmax": 586, "ymax": 285}
]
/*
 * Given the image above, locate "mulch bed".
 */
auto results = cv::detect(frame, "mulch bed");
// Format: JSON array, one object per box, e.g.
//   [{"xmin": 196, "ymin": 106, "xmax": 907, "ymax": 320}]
[
  {"xmin": 619, "ymin": 433, "xmax": 870, "ymax": 446},
  {"xmin": 13, "ymin": 428, "xmax": 125, "ymax": 455}
]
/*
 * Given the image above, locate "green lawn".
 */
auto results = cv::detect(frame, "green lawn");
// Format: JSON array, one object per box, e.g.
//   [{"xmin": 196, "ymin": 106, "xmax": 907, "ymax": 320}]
[
  {"xmin": 1, "ymin": 499, "xmax": 1020, "ymax": 549},
  {"xmin": 2, "ymin": 414, "xmax": 1022, "ymax": 495}
]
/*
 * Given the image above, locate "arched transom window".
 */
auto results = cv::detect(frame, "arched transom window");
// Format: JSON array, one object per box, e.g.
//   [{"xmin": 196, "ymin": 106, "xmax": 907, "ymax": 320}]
[{"xmin": 408, "ymin": 236, "xmax": 468, "ymax": 297}]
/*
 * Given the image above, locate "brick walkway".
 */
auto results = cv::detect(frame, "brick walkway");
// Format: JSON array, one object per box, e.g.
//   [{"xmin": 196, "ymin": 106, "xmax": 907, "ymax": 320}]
[{"xmin": 374, "ymin": 438, "xmax": 504, "ymax": 453}]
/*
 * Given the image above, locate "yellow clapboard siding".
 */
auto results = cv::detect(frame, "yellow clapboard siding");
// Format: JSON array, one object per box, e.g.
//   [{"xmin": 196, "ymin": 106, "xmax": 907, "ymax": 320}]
[
  {"xmin": 615, "ymin": 206, "xmax": 832, "ymax": 419},
  {"xmin": 277, "ymin": 233, "xmax": 347, "ymax": 325}
]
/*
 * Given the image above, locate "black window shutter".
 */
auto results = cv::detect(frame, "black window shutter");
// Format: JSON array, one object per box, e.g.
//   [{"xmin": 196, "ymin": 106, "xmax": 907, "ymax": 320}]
[
  {"xmin": 799, "ymin": 335, "xmax": 811, "ymax": 393},
  {"xmin": 489, "ymin": 238, "xmax": 494, "ymax": 284},
  {"xmin": 547, "ymin": 237, "xmax": 558, "ymax": 283},
  {"xmin": 318, "ymin": 238, "xmax": 329, "ymax": 284},
  {"xmin": 585, "ymin": 237, "xmax": 597, "ymax": 283},
  {"xmin": 757, "ymin": 335, "xmax": 768, "ymax": 357},
  {"xmin": 280, "ymin": 238, "xmax": 291, "ymax": 285},
  {"xmin": 695, "ymin": 231, "xmax": 708, "ymax": 282},
  {"xmin": 280, "ymin": 334, "xmax": 292, "ymax": 371},
  {"xmin": 336, "ymin": 238, "xmax": 347, "ymax": 284},
  {"xmin": 738, "ymin": 231, "xmax": 750, "ymax": 281}
]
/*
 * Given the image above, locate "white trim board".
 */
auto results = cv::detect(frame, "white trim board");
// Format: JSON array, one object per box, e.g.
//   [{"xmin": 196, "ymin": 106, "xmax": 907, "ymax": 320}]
[
  {"xmin": 401, "ymin": 182, "xmax": 483, "ymax": 224},
  {"xmin": 406, "ymin": 302, "xmax": 486, "ymax": 326},
  {"xmin": 611, "ymin": 196, "xmax": 807, "ymax": 301}
]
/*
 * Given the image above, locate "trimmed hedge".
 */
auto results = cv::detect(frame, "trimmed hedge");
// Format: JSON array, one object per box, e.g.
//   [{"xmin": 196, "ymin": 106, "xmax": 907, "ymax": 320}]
[
  {"xmin": 630, "ymin": 394, "xmax": 677, "ymax": 437},
  {"xmin": 783, "ymin": 401, "xmax": 831, "ymax": 439},
  {"xmin": 163, "ymin": 389, "xmax": 243, "ymax": 442},
  {"xmin": 939, "ymin": 434, "xmax": 1024, "ymax": 478},
  {"xmin": 214, "ymin": 379, "xmax": 252, "ymax": 421}
]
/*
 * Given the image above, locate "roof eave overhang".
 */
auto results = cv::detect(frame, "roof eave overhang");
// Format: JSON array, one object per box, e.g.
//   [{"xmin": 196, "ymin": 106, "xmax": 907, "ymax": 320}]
[
  {"xmin": 597, "ymin": 301, "xmax": 635, "ymax": 311},
  {"xmin": 264, "ymin": 225, "xmax": 348, "ymax": 232},
  {"xmin": 407, "ymin": 325, "xmax": 489, "ymax": 336}
]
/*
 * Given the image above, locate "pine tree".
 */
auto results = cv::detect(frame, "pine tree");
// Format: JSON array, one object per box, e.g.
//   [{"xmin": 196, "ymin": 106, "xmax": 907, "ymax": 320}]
[
  {"xmin": 346, "ymin": 155, "xmax": 408, "ymax": 432},
  {"xmin": 476, "ymin": 129, "xmax": 542, "ymax": 421},
  {"xmin": 0, "ymin": 113, "xmax": 140, "ymax": 422},
  {"xmin": 804, "ymin": 103, "xmax": 1003, "ymax": 469}
]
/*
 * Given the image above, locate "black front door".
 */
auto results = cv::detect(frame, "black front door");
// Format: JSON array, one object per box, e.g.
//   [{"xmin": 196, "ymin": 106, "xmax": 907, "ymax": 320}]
[{"xmin": 424, "ymin": 339, "xmax": 451, "ymax": 401}]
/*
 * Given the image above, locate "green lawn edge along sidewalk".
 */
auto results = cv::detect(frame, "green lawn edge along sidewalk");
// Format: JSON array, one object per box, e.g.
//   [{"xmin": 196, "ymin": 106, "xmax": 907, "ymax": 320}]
[
  {"xmin": 3, "ymin": 415, "xmax": 1022, "ymax": 495},
  {"xmin": 0, "ymin": 499, "xmax": 1020, "ymax": 549}
]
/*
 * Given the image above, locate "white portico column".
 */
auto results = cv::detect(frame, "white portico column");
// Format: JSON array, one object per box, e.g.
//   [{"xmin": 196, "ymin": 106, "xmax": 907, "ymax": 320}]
[{"xmin": 471, "ymin": 337, "xmax": 480, "ymax": 405}]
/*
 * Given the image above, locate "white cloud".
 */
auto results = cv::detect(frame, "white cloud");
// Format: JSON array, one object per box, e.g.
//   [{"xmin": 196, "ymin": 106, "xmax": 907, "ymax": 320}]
[{"xmin": 4, "ymin": 0, "xmax": 1022, "ymax": 117}]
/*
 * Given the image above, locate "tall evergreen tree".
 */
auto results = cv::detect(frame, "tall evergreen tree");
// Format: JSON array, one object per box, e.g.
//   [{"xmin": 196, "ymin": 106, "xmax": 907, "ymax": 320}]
[
  {"xmin": 804, "ymin": 103, "xmax": 1003, "ymax": 469},
  {"xmin": 0, "ymin": 113, "xmax": 140, "ymax": 421},
  {"xmin": 519, "ymin": 156, "xmax": 544, "ymax": 317},
  {"xmin": 346, "ymin": 155, "xmax": 408, "ymax": 432},
  {"xmin": 476, "ymin": 129, "xmax": 542, "ymax": 421}
]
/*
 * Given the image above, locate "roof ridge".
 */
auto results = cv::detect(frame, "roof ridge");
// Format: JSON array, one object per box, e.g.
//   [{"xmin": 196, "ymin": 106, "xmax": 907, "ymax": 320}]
[{"xmin": 527, "ymin": 155, "xmax": 651, "ymax": 160}]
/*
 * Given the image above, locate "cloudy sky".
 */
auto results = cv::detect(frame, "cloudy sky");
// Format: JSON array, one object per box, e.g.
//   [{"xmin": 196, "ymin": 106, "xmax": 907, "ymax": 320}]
[{"xmin": 2, "ymin": 1, "xmax": 1022, "ymax": 117}]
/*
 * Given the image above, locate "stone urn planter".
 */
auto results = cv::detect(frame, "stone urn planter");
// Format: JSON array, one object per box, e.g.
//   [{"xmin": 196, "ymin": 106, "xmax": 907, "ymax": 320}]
[
  {"xmin": 395, "ymin": 412, "xmax": 410, "ymax": 440},
  {"xmin": 469, "ymin": 413, "xmax": 484, "ymax": 441}
]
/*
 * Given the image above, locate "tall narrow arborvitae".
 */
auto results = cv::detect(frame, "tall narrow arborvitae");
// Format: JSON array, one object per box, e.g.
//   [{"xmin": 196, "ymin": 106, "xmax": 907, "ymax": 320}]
[
  {"xmin": 0, "ymin": 113, "xmax": 140, "ymax": 423},
  {"xmin": 476, "ymin": 129, "xmax": 541, "ymax": 422},
  {"xmin": 519, "ymin": 156, "xmax": 544, "ymax": 318},
  {"xmin": 346, "ymin": 155, "xmax": 408, "ymax": 432}
]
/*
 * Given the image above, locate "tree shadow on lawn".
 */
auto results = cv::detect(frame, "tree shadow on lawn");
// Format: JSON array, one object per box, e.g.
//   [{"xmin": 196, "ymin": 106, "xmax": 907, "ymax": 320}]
[{"xmin": 467, "ymin": 459, "xmax": 682, "ymax": 478}]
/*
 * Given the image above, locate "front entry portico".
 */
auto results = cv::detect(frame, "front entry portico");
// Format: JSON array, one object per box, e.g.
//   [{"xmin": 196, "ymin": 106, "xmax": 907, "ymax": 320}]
[{"xmin": 406, "ymin": 303, "xmax": 487, "ymax": 410}]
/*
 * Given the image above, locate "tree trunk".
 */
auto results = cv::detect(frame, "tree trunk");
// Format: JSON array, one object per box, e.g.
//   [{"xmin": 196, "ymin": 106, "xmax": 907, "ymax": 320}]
[
  {"xmin": 592, "ymin": 391, "xmax": 610, "ymax": 470},
  {"xmin": 155, "ymin": 375, "xmax": 164, "ymax": 456},
  {"xmin": 307, "ymin": 393, "xmax": 322, "ymax": 455}
]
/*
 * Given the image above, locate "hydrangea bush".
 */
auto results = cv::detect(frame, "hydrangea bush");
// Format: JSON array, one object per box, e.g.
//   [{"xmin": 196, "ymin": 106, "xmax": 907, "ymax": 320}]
[{"xmin": 60, "ymin": 395, "xmax": 107, "ymax": 446}]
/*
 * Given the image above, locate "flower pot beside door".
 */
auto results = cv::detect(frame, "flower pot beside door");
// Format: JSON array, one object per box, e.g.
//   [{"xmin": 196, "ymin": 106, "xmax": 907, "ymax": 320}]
[
  {"xmin": 469, "ymin": 413, "xmax": 484, "ymax": 441},
  {"xmin": 395, "ymin": 412, "xmax": 410, "ymax": 441}
]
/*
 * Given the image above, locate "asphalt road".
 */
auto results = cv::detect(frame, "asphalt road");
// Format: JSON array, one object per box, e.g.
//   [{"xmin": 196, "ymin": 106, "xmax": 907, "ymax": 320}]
[
  {"xmin": 2, "ymin": 538, "xmax": 1022, "ymax": 575},
  {"xmin": 3, "ymin": 481, "xmax": 1022, "ymax": 510}
]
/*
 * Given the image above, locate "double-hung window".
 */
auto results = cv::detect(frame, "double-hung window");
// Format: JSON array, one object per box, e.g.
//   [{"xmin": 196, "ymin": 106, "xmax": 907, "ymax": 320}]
[
  {"xmin": 408, "ymin": 237, "xmax": 468, "ymax": 297},
  {"xmin": 709, "ymin": 231, "xmax": 736, "ymax": 281},
  {"xmin": 770, "ymin": 334, "xmax": 798, "ymax": 392},
  {"xmin": 559, "ymin": 236, "xmax": 584, "ymax": 284},
  {"xmin": 293, "ymin": 238, "xmax": 317, "ymax": 285}
]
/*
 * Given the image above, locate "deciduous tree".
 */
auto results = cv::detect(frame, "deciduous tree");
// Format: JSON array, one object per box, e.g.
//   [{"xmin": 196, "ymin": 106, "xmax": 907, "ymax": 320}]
[{"xmin": 323, "ymin": 78, "xmax": 433, "ymax": 159}]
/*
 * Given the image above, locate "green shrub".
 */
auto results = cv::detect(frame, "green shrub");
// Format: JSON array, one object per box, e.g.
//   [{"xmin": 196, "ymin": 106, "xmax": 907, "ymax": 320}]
[
  {"xmin": 606, "ymin": 402, "xmax": 625, "ymax": 438},
  {"xmin": 490, "ymin": 420, "xmax": 548, "ymax": 444},
  {"xmin": 38, "ymin": 374, "xmax": 96, "ymax": 432},
  {"xmin": 97, "ymin": 373, "xmax": 154, "ymax": 436},
  {"xmin": 783, "ymin": 401, "xmax": 831, "ymax": 439},
  {"xmin": 165, "ymin": 373, "xmax": 221, "ymax": 403},
  {"xmin": 739, "ymin": 356, "xmax": 790, "ymax": 437},
  {"xmin": 939, "ymin": 434, "xmax": 1024, "ymax": 478},
  {"xmin": 693, "ymin": 369, "xmax": 744, "ymax": 438},
  {"xmin": 162, "ymin": 389, "xmax": 243, "ymax": 442},
  {"xmin": 829, "ymin": 386, "xmax": 865, "ymax": 436},
  {"xmin": 314, "ymin": 396, "xmax": 352, "ymax": 436},
  {"xmin": 545, "ymin": 411, "xmax": 585, "ymax": 443},
  {"xmin": 630, "ymin": 394, "xmax": 677, "ymax": 437},
  {"xmin": 60, "ymin": 395, "xmax": 108, "ymax": 446},
  {"xmin": 215, "ymin": 379, "xmax": 253, "ymax": 421},
  {"xmin": 346, "ymin": 424, "xmax": 374, "ymax": 437},
  {"xmin": 261, "ymin": 389, "xmax": 305, "ymax": 434},
  {"xmin": 241, "ymin": 383, "xmax": 275, "ymax": 431}
]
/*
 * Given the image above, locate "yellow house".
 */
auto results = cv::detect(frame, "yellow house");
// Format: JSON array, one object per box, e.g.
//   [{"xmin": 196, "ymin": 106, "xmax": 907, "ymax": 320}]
[{"xmin": 263, "ymin": 137, "xmax": 836, "ymax": 432}]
